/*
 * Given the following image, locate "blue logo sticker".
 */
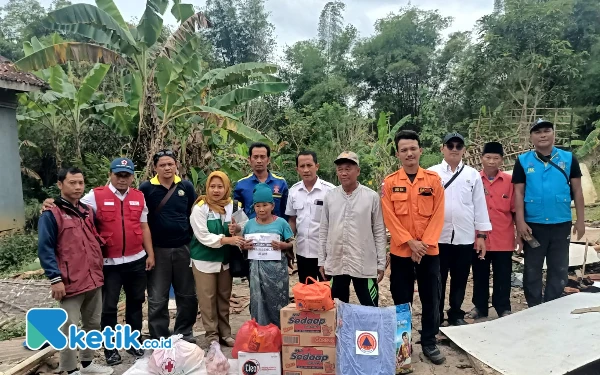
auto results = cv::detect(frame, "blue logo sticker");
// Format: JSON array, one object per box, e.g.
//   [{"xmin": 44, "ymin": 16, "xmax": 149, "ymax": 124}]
[{"xmin": 26, "ymin": 308, "xmax": 68, "ymax": 350}]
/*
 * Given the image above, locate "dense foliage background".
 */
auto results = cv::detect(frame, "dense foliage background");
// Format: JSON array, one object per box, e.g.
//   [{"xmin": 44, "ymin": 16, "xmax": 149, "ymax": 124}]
[{"xmin": 1, "ymin": 0, "xmax": 599, "ymax": 199}]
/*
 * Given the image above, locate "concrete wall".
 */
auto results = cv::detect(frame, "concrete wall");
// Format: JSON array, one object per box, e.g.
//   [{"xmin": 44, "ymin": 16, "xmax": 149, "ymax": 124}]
[{"xmin": 0, "ymin": 90, "xmax": 25, "ymax": 231}]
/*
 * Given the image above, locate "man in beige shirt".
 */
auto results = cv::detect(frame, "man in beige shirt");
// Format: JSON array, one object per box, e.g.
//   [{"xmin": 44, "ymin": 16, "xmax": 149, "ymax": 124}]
[{"xmin": 318, "ymin": 151, "xmax": 387, "ymax": 306}]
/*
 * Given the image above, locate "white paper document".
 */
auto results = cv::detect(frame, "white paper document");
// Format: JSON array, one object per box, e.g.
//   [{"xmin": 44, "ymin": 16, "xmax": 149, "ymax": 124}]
[{"xmin": 245, "ymin": 233, "xmax": 281, "ymax": 260}]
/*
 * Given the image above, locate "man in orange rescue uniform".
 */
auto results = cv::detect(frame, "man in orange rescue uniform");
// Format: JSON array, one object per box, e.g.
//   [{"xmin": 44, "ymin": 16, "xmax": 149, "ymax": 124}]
[{"xmin": 382, "ymin": 130, "xmax": 446, "ymax": 365}]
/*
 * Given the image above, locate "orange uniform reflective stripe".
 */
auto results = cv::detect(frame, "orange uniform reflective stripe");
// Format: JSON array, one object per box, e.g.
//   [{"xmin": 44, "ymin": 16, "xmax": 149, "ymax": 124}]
[{"xmin": 381, "ymin": 167, "xmax": 445, "ymax": 257}]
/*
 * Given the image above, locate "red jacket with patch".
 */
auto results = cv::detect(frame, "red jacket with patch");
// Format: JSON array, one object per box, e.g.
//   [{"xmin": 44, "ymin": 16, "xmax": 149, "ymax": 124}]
[
  {"xmin": 93, "ymin": 187, "xmax": 145, "ymax": 258},
  {"xmin": 48, "ymin": 203, "xmax": 104, "ymax": 297}
]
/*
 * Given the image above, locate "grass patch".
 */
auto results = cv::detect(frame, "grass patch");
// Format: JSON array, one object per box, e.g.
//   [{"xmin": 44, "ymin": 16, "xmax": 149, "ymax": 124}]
[
  {"xmin": 0, "ymin": 320, "xmax": 26, "ymax": 340},
  {"xmin": 0, "ymin": 232, "xmax": 38, "ymax": 275}
]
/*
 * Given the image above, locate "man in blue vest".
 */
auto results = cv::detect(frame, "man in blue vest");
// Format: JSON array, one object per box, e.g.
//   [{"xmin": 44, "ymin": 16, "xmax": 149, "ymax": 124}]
[
  {"xmin": 233, "ymin": 142, "xmax": 289, "ymax": 219},
  {"xmin": 512, "ymin": 119, "xmax": 586, "ymax": 307}
]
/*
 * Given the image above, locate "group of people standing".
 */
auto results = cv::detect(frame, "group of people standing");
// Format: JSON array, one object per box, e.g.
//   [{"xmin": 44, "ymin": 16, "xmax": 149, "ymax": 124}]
[{"xmin": 37, "ymin": 119, "xmax": 586, "ymax": 374}]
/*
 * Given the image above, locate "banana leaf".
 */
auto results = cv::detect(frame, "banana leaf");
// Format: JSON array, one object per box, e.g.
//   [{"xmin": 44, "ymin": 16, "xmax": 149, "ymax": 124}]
[
  {"xmin": 44, "ymin": 4, "xmax": 137, "ymax": 53},
  {"xmin": 76, "ymin": 63, "xmax": 110, "ymax": 107},
  {"xmin": 171, "ymin": 0, "xmax": 195, "ymax": 23},
  {"xmin": 95, "ymin": 0, "xmax": 128, "ymax": 30},
  {"xmin": 208, "ymin": 88, "xmax": 261, "ymax": 111},
  {"xmin": 15, "ymin": 43, "xmax": 126, "ymax": 72}
]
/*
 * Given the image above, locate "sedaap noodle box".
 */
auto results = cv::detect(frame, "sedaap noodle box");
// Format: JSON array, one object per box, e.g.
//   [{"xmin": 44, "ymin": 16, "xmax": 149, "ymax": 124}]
[
  {"xmin": 282, "ymin": 346, "xmax": 336, "ymax": 375},
  {"xmin": 280, "ymin": 304, "xmax": 336, "ymax": 347}
]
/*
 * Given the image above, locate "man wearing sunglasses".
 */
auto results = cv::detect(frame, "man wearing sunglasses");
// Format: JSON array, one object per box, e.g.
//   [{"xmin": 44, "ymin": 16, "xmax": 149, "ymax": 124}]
[
  {"xmin": 428, "ymin": 133, "xmax": 491, "ymax": 326},
  {"xmin": 139, "ymin": 150, "xmax": 199, "ymax": 343},
  {"xmin": 512, "ymin": 119, "xmax": 585, "ymax": 307}
]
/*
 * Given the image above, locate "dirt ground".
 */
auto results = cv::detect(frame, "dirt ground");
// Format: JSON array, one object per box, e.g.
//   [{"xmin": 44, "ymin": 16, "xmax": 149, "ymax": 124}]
[
  {"xmin": 88, "ymin": 268, "xmax": 531, "ymax": 375},
  {"xmin": 35, "ymin": 264, "xmax": 600, "ymax": 375}
]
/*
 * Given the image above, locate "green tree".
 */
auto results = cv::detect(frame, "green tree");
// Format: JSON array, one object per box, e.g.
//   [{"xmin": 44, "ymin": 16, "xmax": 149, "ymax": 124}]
[
  {"xmin": 0, "ymin": 0, "xmax": 47, "ymax": 60},
  {"xmin": 318, "ymin": 1, "xmax": 345, "ymax": 67},
  {"xmin": 15, "ymin": 0, "xmax": 205, "ymax": 135},
  {"xmin": 204, "ymin": 0, "xmax": 275, "ymax": 65},
  {"xmin": 18, "ymin": 37, "xmax": 126, "ymax": 162},
  {"xmin": 351, "ymin": 7, "xmax": 451, "ymax": 124}
]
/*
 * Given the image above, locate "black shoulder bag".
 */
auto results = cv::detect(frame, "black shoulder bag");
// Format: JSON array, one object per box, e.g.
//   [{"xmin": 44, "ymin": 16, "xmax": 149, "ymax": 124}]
[
  {"xmin": 228, "ymin": 200, "xmax": 250, "ymax": 278},
  {"xmin": 444, "ymin": 165, "xmax": 465, "ymax": 189},
  {"xmin": 538, "ymin": 153, "xmax": 574, "ymax": 201}
]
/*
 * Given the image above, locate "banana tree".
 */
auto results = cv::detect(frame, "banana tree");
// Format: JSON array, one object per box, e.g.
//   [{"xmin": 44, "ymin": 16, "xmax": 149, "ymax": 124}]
[
  {"xmin": 18, "ymin": 36, "xmax": 127, "ymax": 162},
  {"xmin": 14, "ymin": 0, "xmax": 203, "ymax": 134},
  {"xmin": 151, "ymin": 37, "xmax": 290, "ymax": 177}
]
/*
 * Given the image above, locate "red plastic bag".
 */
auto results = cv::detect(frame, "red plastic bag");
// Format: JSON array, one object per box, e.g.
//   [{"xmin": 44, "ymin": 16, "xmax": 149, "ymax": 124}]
[
  {"xmin": 292, "ymin": 276, "xmax": 335, "ymax": 311},
  {"xmin": 232, "ymin": 319, "xmax": 282, "ymax": 359}
]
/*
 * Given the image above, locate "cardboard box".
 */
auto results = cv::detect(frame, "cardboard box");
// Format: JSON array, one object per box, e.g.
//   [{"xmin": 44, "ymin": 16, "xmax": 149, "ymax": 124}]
[
  {"xmin": 238, "ymin": 352, "xmax": 281, "ymax": 375},
  {"xmin": 280, "ymin": 304, "xmax": 336, "ymax": 347},
  {"xmin": 282, "ymin": 346, "xmax": 336, "ymax": 375}
]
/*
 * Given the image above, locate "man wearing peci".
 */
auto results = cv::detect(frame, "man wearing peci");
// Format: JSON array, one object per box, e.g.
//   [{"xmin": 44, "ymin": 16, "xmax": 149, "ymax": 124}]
[{"xmin": 466, "ymin": 143, "xmax": 516, "ymax": 320}]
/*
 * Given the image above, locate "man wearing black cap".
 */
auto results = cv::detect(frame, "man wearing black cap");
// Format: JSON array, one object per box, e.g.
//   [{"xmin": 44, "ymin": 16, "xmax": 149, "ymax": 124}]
[
  {"xmin": 43, "ymin": 158, "xmax": 155, "ymax": 365},
  {"xmin": 139, "ymin": 150, "xmax": 199, "ymax": 342},
  {"xmin": 512, "ymin": 119, "xmax": 585, "ymax": 307},
  {"xmin": 466, "ymin": 143, "xmax": 516, "ymax": 320},
  {"xmin": 429, "ymin": 133, "xmax": 491, "ymax": 326}
]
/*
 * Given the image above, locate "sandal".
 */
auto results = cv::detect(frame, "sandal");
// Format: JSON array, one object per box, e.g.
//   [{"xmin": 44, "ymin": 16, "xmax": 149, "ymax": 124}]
[{"xmin": 465, "ymin": 307, "xmax": 487, "ymax": 319}]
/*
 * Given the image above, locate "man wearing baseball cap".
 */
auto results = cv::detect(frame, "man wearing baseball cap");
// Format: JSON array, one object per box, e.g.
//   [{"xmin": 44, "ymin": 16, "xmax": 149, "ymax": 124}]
[
  {"xmin": 42, "ymin": 157, "xmax": 155, "ymax": 365},
  {"xmin": 319, "ymin": 151, "xmax": 387, "ymax": 306},
  {"xmin": 512, "ymin": 119, "xmax": 585, "ymax": 307}
]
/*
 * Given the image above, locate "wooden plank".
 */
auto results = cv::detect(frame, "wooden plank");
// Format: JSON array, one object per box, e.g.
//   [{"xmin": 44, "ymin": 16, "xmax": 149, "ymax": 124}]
[
  {"xmin": 0, "ymin": 339, "xmax": 30, "ymax": 365},
  {"xmin": 0, "ymin": 346, "xmax": 55, "ymax": 375}
]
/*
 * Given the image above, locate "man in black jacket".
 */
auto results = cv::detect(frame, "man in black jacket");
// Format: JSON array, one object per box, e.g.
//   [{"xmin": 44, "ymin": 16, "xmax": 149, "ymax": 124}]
[{"xmin": 139, "ymin": 150, "xmax": 198, "ymax": 342}]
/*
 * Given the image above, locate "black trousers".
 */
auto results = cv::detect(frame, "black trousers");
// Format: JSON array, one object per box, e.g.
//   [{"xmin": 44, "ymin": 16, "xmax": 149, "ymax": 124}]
[
  {"xmin": 101, "ymin": 256, "xmax": 147, "ymax": 344},
  {"xmin": 471, "ymin": 251, "xmax": 513, "ymax": 316},
  {"xmin": 390, "ymin": 254, "xmax": 441, "ymax": 347},
  {"xmin": 331, "ymin": 275, "xmax": 378, "ymax": 306},
  {"xmin": 523, "ymin": 222, "xmax": 571, "ymax": 307},
  {"xmin": 439, "ymin": 243, "xmax": 473, "ymax": 322},
  {"xmin": 148, "ymin": 245, "xmax": 198, "ymax": 340},
  {"xmin": 296, "ymin": 255, "xmax": 324, "ymax": 284}
]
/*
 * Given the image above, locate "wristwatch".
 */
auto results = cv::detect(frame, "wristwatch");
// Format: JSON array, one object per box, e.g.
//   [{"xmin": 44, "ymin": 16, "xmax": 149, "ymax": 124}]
[{"xmin": 477, "ymin": 233, "xmax": 487, "ymax": 240}]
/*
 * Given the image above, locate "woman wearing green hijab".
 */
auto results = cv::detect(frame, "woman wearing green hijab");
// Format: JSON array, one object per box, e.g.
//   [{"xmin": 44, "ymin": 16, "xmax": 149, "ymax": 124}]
[{"xmin": 241, "ymin": 183, "xmax": 294, "ymax": 327}]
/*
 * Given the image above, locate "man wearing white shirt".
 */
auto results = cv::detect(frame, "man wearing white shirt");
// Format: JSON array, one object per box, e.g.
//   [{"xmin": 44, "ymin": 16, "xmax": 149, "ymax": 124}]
[
  {"xmin": 286, "ymin": 151, "xmax": 335, "ymax": 284},
  {"xmin": 43, "ymin": 158, "xmax": 155, "ymax": 365},
  {"xmin": 428, "ymin": 133, "xmax": 491, "ymax": 326}
]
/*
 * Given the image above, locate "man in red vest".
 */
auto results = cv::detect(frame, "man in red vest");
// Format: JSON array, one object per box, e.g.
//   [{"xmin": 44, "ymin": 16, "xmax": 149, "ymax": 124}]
[
  {"xmin": 38, "ymin": 167, "xmax": 113, "ymax": 375},
  {"xmin": 43, "ymin": 158, "xmax": 155, "ymax": 366}
]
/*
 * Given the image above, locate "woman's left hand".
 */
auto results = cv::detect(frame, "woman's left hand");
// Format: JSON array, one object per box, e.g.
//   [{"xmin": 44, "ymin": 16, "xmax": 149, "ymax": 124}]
[{"xmin": 271, "ymin": 240, "xmax": 290, "ymax": 251}]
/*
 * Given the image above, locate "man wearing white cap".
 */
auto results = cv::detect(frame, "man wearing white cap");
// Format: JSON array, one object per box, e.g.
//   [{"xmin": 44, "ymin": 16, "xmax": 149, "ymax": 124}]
[{"xmin": 319, "ymin": 151, "xmax": 387, "ymax": 306}]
